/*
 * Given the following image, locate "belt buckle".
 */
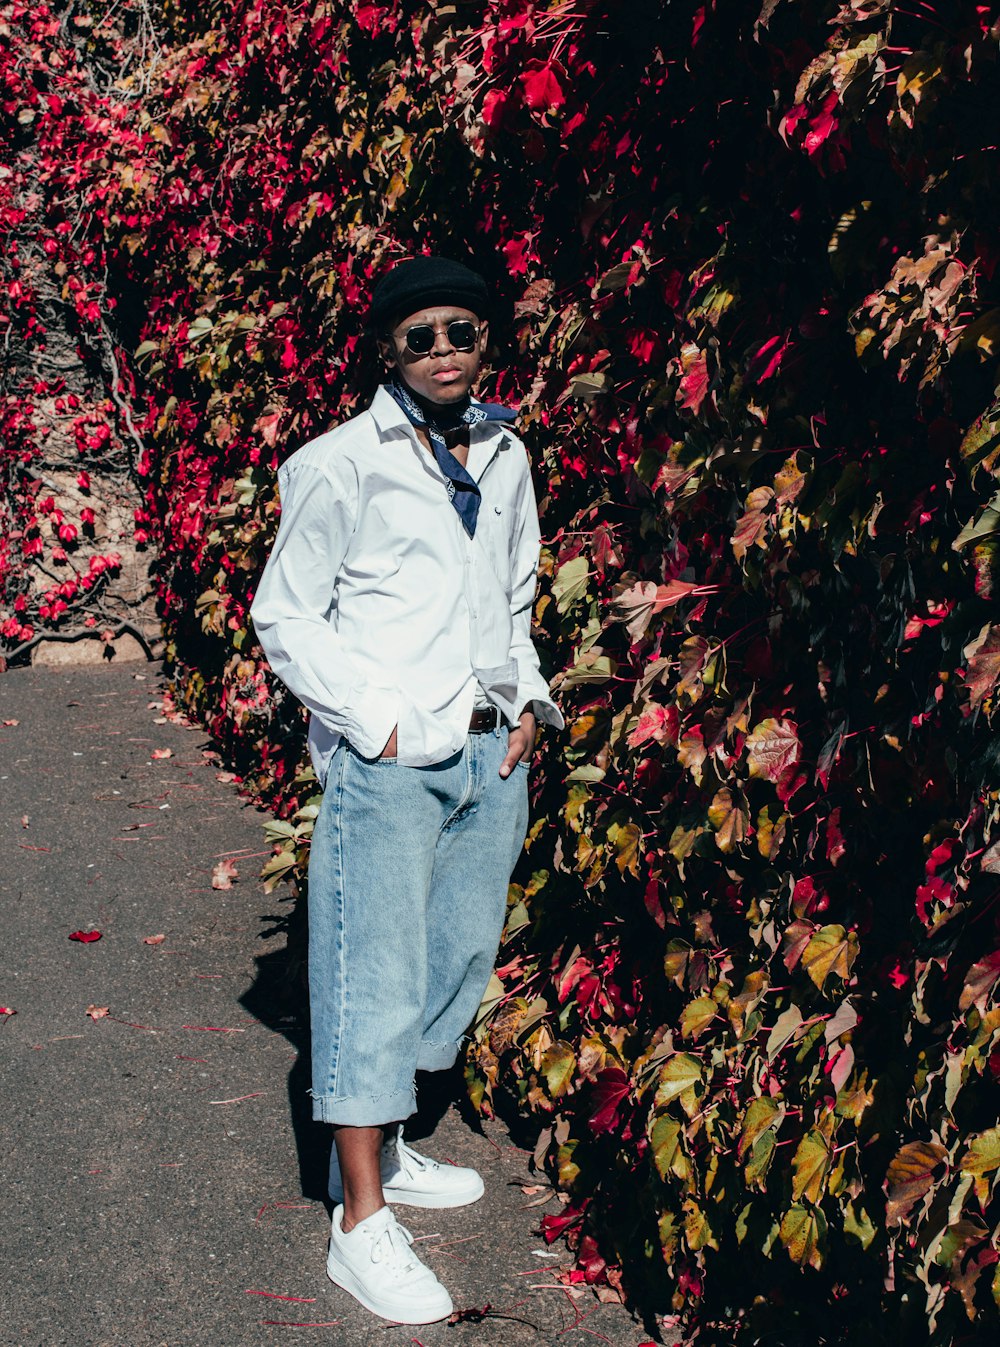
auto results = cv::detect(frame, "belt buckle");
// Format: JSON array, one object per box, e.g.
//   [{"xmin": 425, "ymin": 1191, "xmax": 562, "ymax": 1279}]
[{"xmin": 472, "ymin": 705, "xmax": 499, "ymax": 734}]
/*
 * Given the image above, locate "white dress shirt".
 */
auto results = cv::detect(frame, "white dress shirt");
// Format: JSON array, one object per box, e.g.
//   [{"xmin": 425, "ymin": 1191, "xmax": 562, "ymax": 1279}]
[{"xmin": 250, "ymin": 385, "xmax": 565, "ymax": 782}]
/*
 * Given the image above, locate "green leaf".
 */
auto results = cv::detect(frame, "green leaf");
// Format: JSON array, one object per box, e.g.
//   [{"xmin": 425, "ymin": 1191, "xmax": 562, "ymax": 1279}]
[
  {"xmin": 568, "ymin": 370, "xmax": 610, "ymax": 400},
  {"xmin": 564, "ymin": 764, "xmax": 607, "ymax": 783},
  {"xmin": 263, "ymin": 819, "xmax": 299, "ymax": 843},
  {"xmin": 473, "ymin": 972, "xmax": 505, "ymax": 1028},
  {"xmin": 843, "ymin": 1201, "xmax": 876, "ymax": 1250},
  {"xmin": 260, "ymin": 850, "xmax": 297, "ymax": 892},
  {"xmin": 954, "ymin": 490, "xmax": 1000, "ymax": 551},
  {"xmin": 552, "ymin": 555, "xmax": 591, "ymax": 612},
  {"xmin": 779, "ymin": 1203, "xmax": 826, "ymax": 1270},
  {"xmin": 559, "ymin": 652, "xmax": 616, "ymax": 688}
]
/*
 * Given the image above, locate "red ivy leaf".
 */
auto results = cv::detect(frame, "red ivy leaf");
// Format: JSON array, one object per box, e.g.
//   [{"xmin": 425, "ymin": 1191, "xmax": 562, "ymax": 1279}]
[
  {"xmin": 520, "ymin": 61, "xmax": 566, "ymax": 113},
  {"xmin": 678, "ymin": 346, "xmax": 710, "ymax": 413},
  {"xmin": 628, "ymin": 702, "xmax": 679, "ymax": 750},
  {"xmin": 746, "ymin": 332, "xmax": 791, "ymax": 383},
  {"xmin": 589, "ymin": 1067, "xmax": 630, "ymax": 1134},
  {"xmin": 69, "ymin": 929, "xmax": 102, "ymax": 943},
  {"xmin": 746, "ymin": 718, "xmax": 802, "ymax": 785},
  {"xmin": 212, "ymin": 858, "xmax": 238, "ymax": 890}
]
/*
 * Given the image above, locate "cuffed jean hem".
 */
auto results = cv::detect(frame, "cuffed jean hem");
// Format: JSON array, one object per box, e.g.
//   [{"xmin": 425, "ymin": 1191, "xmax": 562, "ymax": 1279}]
[
  {"xmin": 416, "ymin": 1039, "xmax": 461, "ymax": 1072},
  {"xmin": 310, "ymin": 1086, "xmax": 416, "ymax": 1127}
]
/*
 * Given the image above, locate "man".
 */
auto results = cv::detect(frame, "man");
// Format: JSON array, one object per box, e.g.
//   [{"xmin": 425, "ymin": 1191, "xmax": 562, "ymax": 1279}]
[{"xmin": 250, "ymin": 255, "xmax": 564, "ymax": 1325}]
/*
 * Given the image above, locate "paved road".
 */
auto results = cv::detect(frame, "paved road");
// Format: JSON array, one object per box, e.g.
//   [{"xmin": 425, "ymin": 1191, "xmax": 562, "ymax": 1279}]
[{"xmin": 0, "ymin": 664, "xmax": 658, "ymax": 1347}]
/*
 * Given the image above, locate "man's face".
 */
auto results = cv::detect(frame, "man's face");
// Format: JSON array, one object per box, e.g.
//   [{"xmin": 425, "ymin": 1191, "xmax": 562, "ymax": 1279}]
[{"xmin": 379, "ymin": 304, "xmax": 488, "ymax": 407}]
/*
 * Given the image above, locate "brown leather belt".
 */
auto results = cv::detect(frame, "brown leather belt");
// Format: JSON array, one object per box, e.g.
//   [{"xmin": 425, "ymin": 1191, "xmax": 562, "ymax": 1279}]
[{"xmin": 469, "ymin": 706, "xmax": 501, "ymax": 733}]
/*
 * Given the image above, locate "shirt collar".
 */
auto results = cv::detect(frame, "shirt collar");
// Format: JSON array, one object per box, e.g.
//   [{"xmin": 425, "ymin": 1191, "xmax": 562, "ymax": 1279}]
[{"xmin": 368, "ymin": 384, "xmax": 511, "ymax": 445}]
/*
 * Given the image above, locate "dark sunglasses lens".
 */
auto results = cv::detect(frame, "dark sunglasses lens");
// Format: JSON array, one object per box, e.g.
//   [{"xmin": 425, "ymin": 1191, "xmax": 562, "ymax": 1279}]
[
  {"xmin": 447, "ymin": 321, "xmax": 477, "ymax": 349},
  {"xmin": 404, "ymin": 326, "xmax": 435, "ymax": 355}
]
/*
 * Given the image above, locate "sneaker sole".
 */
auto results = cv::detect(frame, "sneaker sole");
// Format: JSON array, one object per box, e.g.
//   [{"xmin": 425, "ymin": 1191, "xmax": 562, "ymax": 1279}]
[
  {"xmin": 325, "ymin": 1248, "xmax": 453, "ymax": 1324},
  {"xmin": 329, "ymin": 1173, "xmax": 485, "ymax": 1209}
]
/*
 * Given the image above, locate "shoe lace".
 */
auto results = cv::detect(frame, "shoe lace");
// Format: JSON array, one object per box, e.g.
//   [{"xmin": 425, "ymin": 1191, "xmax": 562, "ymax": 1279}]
[
  {"xmin": 392, "ymin": 1131, "xmax": 439, "ymax": 1178},
  {"xmin": 369, "ymin": 1217, "xmax": 418, "ymax": 1272}
]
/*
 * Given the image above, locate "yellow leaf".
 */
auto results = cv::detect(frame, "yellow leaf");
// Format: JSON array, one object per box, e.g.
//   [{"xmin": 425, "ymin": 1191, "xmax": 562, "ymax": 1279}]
[
  {"xmin": 745, "ymin": 1130, "xmax": 776, "ymax": 1190},
  {"xmin": 680, "ymin": 996, "xmax": 717, "ymax": 1039},
  {"xmin": 801, "ymin": 924, "xmax": 858, "ymax": 990},
  {"xmin": 756, "ymin": 805, "xmax": 789, "ymax": 859},
  {"xmin": 960, "ymin": 1126, "xmax": 1000, "ymax": 1178},
  {"xmin": 649, "ymin": 1115, "xmax": 690, "ymax": 1183},
  {"xmin": 791, "ymin": 1129, "xmax": 831, "ymax": 1204},
  {"xmin": 707, "ymin": 787, "xmax": 748, "ymax": 853},
  {"xmin": 683, "ymin": 1197, "xmax": 718, "ymax": 1252},
  {"xmin": 738, "ymin": 1097, "xmax": 782, "ymax": 1160},
  {"xmin": 654, "ymin": 1053, "xmax": 703, "ymax": 1117},
  {"xmin": 541, "ymin": 1042, "xmax": 576, "ymax": 1098},
  {"xmin": 885, "ymin": 1139, "xmax": 947, "ymax": 1227},
  {"xmin": 607, "ymin": 821, "xmax": 641, "ymax": 876},
  {"xmin": 779, "ymin": 1203, "xmax": 826, "ymax": 1270}
]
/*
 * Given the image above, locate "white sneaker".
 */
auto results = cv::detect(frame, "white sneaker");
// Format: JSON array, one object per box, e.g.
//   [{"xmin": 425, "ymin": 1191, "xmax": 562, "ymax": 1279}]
[
  {"xmin": 326, "ymin": 1204, "xmax": 453, "ymax": 1324},
  {"xmin": 328, "ymin": 1127, "xmax": 485, "ymax": 1209}
]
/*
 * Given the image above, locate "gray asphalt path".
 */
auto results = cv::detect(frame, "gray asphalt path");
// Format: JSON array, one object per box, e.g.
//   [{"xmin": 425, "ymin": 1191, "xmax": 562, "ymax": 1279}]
[{"xmin": 0, "ymin": 664, "xmax": 656, "ymax": 1347}]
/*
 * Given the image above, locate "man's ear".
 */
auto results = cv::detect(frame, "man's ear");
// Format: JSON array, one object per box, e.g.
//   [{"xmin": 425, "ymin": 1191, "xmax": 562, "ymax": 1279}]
[
  {"xmin": 478, "ymin": 319, "xmax": 489, "ymax": 352},
  {"xmin": 376, "ymin": 334, "xmax": 396, "ymax": 368}
]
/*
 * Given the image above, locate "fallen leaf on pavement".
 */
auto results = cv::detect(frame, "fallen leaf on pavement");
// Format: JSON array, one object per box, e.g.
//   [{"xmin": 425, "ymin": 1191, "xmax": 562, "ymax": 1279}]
[
  {"xmin": 86, "ymin": 1005, "xmax": 110, "ymax": 1019},
  {"xmin": 20, "ymin": 815, "xmax": 29, "ymax": 829},
  {"xmin": 69, "ymin": 930, "xmax": 102, "ymax": 943},
  {"xmin": 2, "ymin": 719, "xmax": 19, "ymax": 727},
  {"xmin": 0, "ymin": 1006, "xmax": 15, "ymax": 1016},
  {"xmin": 215, "ymin": 770, "xmax": 239, "ymax": 783},
  {"xmin": 212, "ymin": 858, "xmax": 238, "ymax": 889},
  {"xmin": 143, "ymin": 933, "xmax": 167, "ymax": 945},
  {"xmin": 151, "ymin": 748, "xmax": 173, "ymax": 760}
]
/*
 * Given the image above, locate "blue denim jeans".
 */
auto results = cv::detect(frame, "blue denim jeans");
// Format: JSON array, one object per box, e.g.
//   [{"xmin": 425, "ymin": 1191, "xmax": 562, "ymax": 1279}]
[{"xmin": 307, "ymin": 722, "xmax": 530, "ymax": 1126}]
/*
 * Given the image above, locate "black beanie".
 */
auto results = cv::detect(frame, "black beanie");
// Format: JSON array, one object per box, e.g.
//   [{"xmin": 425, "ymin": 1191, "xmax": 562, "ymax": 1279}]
[{"xmin": 368, "ymin": 256, "xmax": 490, "ymax": 331}]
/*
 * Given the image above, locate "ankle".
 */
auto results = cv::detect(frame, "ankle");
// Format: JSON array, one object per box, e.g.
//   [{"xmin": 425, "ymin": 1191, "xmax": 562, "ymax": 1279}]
[{"xmin": 341, "ymin": 1198, "xmax": 386, "ymax": 1234}]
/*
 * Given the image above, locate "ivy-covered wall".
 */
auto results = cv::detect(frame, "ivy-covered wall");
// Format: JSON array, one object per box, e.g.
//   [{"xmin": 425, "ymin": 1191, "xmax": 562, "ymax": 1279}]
[{"xmin": 5, "ymin": 1, "xmax": 1000, "ymax": 1342}]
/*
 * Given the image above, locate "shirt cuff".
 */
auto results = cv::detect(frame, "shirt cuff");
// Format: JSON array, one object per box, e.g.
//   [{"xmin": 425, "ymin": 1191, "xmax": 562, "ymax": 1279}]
[
  {"xmin": 317, "ymin": 683, "xmax": 404, "ymax": 760},
  {"xmin": 514, "ymin": 694, "xmax": 565, "ymax": 731}
]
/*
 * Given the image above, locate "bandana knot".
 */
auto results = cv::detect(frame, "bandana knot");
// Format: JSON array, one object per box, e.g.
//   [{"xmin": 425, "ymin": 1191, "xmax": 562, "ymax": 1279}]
[{"xmin": 385, "ymin": 379, "xmax": 517, "ymax": 537}]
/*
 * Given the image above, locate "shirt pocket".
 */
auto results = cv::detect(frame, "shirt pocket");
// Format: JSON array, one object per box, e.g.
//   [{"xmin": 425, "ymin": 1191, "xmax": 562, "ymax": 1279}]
[{"xmin": 475, "ymin": 499, "xmax": 512, "ymax": 593}]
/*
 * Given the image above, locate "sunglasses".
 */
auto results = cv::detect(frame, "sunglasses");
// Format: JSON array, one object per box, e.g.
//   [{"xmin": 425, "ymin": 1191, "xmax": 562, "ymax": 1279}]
[{"xmin": 397, "ymin": 320, "xmax": 480, "ymax": 356}]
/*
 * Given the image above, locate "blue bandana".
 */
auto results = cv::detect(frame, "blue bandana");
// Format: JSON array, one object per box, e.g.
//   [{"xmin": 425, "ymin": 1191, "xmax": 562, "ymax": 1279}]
[{"xmin": 385, "ymin": 378, "xmax": 518, "ymax": 538}]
